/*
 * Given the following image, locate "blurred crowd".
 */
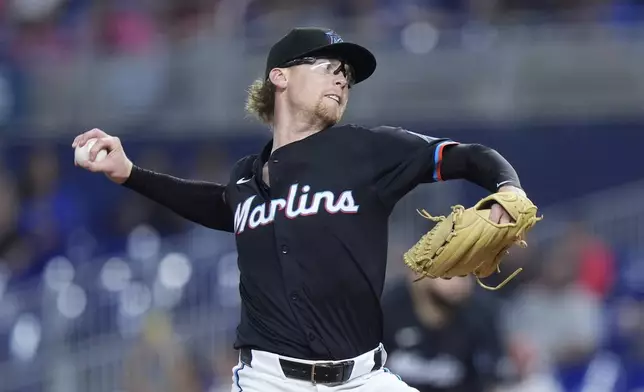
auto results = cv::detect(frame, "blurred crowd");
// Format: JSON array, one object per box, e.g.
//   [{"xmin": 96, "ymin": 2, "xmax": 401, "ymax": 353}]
[
  {"xmin": 0, "ymin": 141, "xmax": 234, "ymax": 284},
  {"xmin": 0, "ymin": 0, "xmax": 643, "ymax": 134},
  {"xmin": 1, "ymin": 0, "xmax": 643, "ymax": 62}
]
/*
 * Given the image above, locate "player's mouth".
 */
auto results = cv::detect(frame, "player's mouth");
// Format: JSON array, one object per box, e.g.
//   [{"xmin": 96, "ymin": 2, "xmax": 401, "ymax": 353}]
[{"xmin": 325, "ymin": 94, "xmax": 341, "ymax": 104}]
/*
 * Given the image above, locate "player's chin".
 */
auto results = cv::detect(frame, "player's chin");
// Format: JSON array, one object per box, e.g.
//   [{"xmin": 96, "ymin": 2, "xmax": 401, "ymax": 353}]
[
  {"xmin": 318, "ymin": 107, "xmax": 342, "ymax": 126},
  {"xmin": 325, "ymin": 113, "xmax": 342, "ymax": 127}
]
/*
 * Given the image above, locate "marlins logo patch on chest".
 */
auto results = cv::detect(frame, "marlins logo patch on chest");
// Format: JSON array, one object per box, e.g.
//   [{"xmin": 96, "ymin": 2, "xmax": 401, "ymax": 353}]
[{"xmin": 233, "ymin": 183, "xmax": 359, "ymax": 234}]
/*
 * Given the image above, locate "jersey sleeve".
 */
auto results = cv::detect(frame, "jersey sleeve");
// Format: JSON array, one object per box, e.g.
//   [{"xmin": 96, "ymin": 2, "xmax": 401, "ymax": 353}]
[
  {"xmin": 368, "ymin": 125, "xmax": 458, "ymax": 206},
  {"xmin": 122, "ymin": 165, "xmax": 234, "ymax": 232}
]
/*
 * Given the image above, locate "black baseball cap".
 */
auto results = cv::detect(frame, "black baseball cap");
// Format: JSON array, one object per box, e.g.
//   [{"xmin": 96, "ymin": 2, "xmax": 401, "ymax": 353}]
[{"xmin": 264, "ymin": 27, "xmax": 377, "ymax": 85}]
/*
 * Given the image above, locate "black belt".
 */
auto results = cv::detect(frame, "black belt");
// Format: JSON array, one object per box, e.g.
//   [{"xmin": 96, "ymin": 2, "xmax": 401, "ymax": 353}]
[{"xmin": 240, "ymin": 347, "xmax": 383, "ymax": 385}]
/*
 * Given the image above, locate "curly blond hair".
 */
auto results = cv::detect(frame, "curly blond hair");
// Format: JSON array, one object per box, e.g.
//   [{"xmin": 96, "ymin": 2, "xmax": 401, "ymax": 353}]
[{"xmin": 245, "ymin": 78, "xmax": 276, "ymax": 125}]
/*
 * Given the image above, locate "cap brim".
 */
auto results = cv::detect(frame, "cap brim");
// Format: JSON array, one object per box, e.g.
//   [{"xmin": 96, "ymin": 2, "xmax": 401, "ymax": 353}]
[{"xmin": 298, "ymin": 42, "xmax": 376, "ymax": 85}]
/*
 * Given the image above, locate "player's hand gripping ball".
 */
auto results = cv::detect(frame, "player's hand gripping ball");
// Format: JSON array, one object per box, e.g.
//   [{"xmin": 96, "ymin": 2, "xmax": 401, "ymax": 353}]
[
  {"xmin": 74, "ymin": 138, "xmax": 107, "ymax": 165},
  {"xmin": 72, "ymin": 128, "xmax": 133, "ymax": 184},
  {"xmin": 404, "ymin": 192, "xmax": 543, "ymax": 290}
]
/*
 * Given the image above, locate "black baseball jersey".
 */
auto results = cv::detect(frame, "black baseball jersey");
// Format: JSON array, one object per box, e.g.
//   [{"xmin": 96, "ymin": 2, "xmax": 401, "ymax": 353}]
[
  {"xmin": 123, "ymin": 123, "xmax": 519, "ymax": 361},
  {"xmin": 224, "ymin": 125, "xmax": 456, "ymax": 360},
  {"xmin": 382, "ymin": 280, "xmax": 505, "ymax": 392}
]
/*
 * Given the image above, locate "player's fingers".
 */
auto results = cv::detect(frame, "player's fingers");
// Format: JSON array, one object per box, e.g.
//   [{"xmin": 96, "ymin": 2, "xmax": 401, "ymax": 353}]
[
  {"xmin": 489, "ymin": 203, "xmax": 503, "ymax": 224},
  {"xmin": 73, "ymin": 128, "xmax": 109, "ymax": 148},
  {"xmin": 71, "ymin": 132, "xmax": 88, "ymax": 148},
  {"xmin": 89, "ymin": 136, "xmax": 120, "ymax": 161},
  {"xmin": 500, "ymin": 211, "xmax": 512, "ymax": 224}
]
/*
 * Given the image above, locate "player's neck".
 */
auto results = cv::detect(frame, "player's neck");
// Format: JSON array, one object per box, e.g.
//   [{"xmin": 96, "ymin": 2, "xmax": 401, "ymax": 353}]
[
  {"xmin": 271, "ymin": 127, "xmax": 318, "ymax": 153},
  {"xmin": 271, "ymin": 107, "xmax": 325, "ymax": 153}
]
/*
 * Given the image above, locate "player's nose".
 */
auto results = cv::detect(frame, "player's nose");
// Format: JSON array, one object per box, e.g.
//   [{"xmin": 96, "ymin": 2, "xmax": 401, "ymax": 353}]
[
  {"xmin": 333, "ymin": 75, "xmax": 349, "ymax": 89},
  {"xmin": 333, "ymin": 72, "xmax": 349, "ymax": 88}
]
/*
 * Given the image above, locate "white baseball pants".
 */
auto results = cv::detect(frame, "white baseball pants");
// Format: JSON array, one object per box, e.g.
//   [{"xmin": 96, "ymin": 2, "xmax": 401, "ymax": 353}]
[{"xmin": 230, "ymin": 344, "xmax": 419, "ymax": 392}]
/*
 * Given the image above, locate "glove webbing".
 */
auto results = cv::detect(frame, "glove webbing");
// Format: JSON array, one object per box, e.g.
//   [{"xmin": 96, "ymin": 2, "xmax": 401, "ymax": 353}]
[{"xmin": 417, "ymin": 207, "xmax": 523, "ymax": 291}]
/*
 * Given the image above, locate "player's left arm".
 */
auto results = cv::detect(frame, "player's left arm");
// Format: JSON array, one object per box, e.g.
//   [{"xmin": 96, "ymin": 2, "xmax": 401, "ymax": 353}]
[
  {"xmin": 368, "ymin": 126, "xmax": 526, "ymax": 215},
  {"xmin": 440, "ymin": 143, "xmax": 526, "ymax": 224},
  {"xmin": 440, "ymin": 143, "xmax": 522, "ymax": 195}
]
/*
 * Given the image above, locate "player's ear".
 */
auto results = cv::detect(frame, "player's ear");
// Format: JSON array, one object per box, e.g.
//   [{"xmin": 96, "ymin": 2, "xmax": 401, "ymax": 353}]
[{"xmin": 269, "ymin": 68, "xmax": 288, "ymax": 89}]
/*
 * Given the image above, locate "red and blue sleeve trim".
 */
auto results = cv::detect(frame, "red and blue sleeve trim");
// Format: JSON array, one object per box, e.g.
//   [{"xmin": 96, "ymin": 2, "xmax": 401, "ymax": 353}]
[{"xmin": 433, "ymin": 141, "xmax": 459, "ymax": 181}]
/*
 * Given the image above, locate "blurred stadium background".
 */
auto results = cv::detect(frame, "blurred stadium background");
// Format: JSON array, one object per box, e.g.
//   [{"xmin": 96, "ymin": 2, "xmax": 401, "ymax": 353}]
[{"xmin": 1, "ymin": 0, "xmax": 644, "ymax": 391}]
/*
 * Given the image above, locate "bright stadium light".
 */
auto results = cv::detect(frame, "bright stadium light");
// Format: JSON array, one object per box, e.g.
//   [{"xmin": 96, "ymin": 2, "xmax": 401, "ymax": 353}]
[
  {"xmin": 44, "ymin": 256, "xmax": 75, "ymax": 292},
  {"xmin": 153, "ymin": 279, "xmax": 183, "ymax": 309},
  {"xmin": 217, "ymin": 252, "xmax": 240, "ymax": 289},
  {"xmin": 100, "ymin": 257, "xmax": 132, "ymax": 292},
  {"xmin": 401, "ymin": 22, "xmax": 439, "ymax": 55},
  {"xmin": 10, "ymin": 0, "xmax": 62, "ymax": 21},
  {"xmin": 118, "ymin": 282, "xmax": 152, "ymax": 317},
  {"xmin": 9, "ymin": 313, "xmax": 41, "ymax": 362},
  {"xmin": 158, "ymin": 253, "xmax": 192, "ymax": 289},
  {"xmin": 56, "ymin": 284, "xmax": 87, "ymax": 319},
  {"xmin": 126, "ymin": 224, "xmax": 161, "ymax": 261}
]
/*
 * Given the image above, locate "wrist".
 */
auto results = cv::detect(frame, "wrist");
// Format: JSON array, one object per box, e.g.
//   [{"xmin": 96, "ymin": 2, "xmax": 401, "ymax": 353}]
[
  {"xmin": 114, "ymin": 160, "xmax": 134, "ymax": 185},
  {"xmin": 498, "ymin": 185, "xmax": 526, "ymax": 197}
]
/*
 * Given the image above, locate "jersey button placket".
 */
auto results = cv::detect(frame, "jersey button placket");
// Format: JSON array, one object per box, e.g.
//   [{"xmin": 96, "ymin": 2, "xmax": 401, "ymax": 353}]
[{"xmin": 273, "ymin": 193, "xmax": 308, "ymax": 337}]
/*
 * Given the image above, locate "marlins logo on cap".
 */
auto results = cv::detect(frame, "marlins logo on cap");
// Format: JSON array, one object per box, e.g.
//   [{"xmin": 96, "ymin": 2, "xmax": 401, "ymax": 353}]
[{"xmin": 325, "ymin": 30, "xmax": 343, "ymax": 44}]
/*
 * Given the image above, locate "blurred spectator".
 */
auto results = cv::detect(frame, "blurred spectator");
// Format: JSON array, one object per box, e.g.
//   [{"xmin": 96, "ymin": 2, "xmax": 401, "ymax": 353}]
[
  {"xmin": 605, "ymin": 248, "xmax": 644, "ymax": 368},
  {"xmin": 564, "ymin": 222, "xmax": 616, "ymax": 300},
  {"xmin": 124, "ymin": 311, "xmax": 206, "ymax": 392},
  {"xmin": 16, "ymin": 144, "xmax": 88, "ymax": 273},
  {"xmin": 382, "ymin": 274, "xmax": 509, "ymax": 392},
  {"xmin": 0, "ymin": 167, "xmax": 34, "ymax": 277},
  {"xmin": 8, "ymin": 0, "xmax": 70, "ymax": 63},
  {"xmin": 493, "ymin": 0, "xmax": 609, "ymax": 23},
  {"xmin": 611, "ymin": 296, "xmax": 644, "ymax": 361},
  {"xmin": 502, "ymin": 240, "xmax": 604, "ymax": 372},
  {"xmin": 93, "ymin": 0, "xmax": 168, "ymax": 121},
  {"xmin": 0, "ymin": 47, "xmax": 28, "ymax": 133},
  {"xmin": 474, "ymin": 245, "xmax": 539, "ymax": 301},
  {"xmin": 608, "ymin": 0, "xmax": 644, "ymax": 24},
  {"xmin": 163, "ymin": 0, "xmax": 220, "ymax": 41},
  {"xmin": 496, "ymin": 336, "xmax": 564, "ymax": 392},
  {"xmin": 95, "ymin": 0, "xmax": 158, "ymax": 56}
]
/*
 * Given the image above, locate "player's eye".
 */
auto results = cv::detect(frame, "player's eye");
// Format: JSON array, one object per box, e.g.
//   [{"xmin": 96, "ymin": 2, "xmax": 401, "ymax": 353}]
[{"xmin": 332, "ymin": 62, "xmax": 355, "ymax": 87}]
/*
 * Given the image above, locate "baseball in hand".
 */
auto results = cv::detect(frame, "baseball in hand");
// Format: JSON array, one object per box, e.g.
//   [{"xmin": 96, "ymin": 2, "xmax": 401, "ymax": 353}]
[{"xmin": 75, "ymin": 138, "xmax": 107, "ymax": 165}]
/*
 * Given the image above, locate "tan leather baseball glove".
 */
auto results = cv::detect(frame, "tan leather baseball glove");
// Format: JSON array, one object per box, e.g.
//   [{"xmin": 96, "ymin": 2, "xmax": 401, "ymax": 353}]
[{"xmin": 403, "ymin": 192, "xmax": 543, "ymax": 290}]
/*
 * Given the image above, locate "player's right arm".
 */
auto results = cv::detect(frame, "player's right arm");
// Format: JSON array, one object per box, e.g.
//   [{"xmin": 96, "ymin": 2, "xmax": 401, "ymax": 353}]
[{"xmin": 72, "ymin": 128, "xmax": 234, "ymax": 232}]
